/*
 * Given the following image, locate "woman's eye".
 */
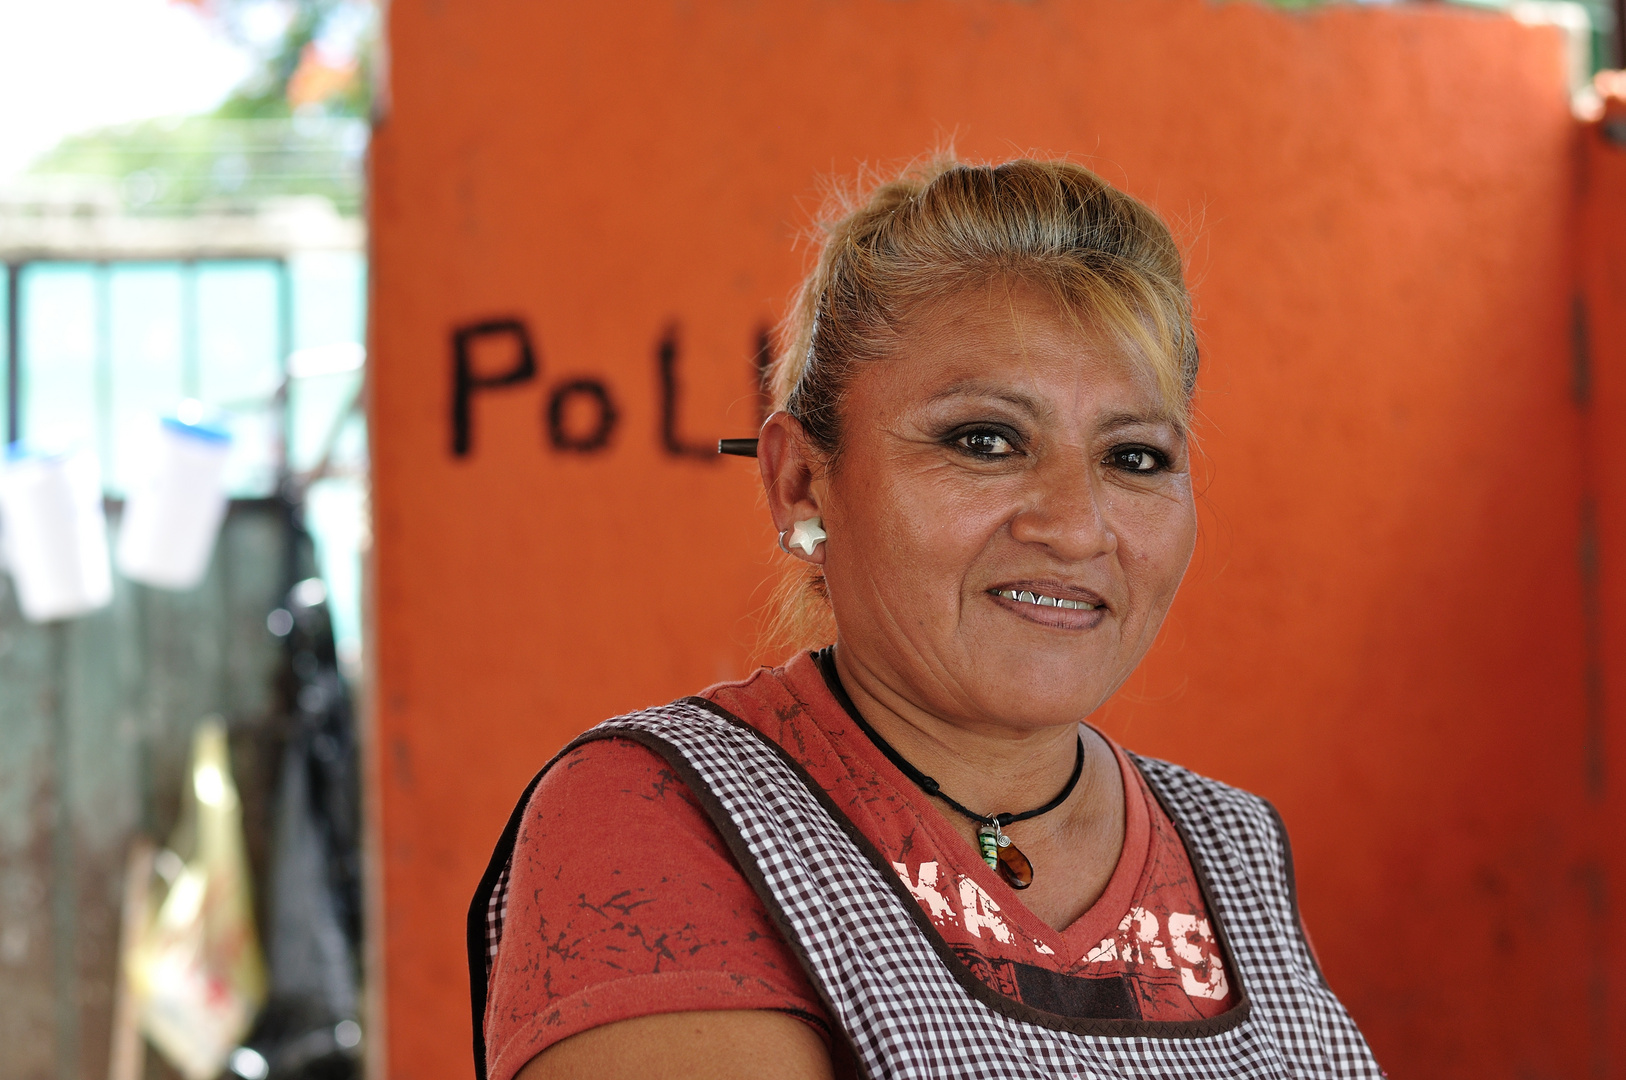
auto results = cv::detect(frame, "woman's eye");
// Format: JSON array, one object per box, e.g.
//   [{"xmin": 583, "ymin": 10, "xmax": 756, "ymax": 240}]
[
  {"xmin": 956, "ymin": 430, "xmax": 1017, "ymax": 457},
  {"xmin": 1110, "ymin": 446, "xmax": 1165, "ymax": 473}
]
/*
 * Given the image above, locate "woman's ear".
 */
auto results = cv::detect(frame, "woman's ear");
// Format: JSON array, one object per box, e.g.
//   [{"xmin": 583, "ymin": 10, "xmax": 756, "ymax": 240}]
[{"xmin": 757, "ymin": 411, "xmax": 826, "ymax": 565}]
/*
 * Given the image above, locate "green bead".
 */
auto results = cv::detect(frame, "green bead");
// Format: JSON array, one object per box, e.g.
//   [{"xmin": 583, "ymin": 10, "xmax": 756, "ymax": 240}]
[{"xmin": 977, "ymin": 826, "xmax": 1000, "ymax": 869}]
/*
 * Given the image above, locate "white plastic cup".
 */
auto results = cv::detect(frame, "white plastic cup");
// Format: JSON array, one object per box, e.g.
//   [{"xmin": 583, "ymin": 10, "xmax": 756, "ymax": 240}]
[
  {"xmin": 116, "ymin": 408, "xmax": 233, "ymax": 592},
  {"xmin": 0, "ymin": 446, "xmax": 115, "ymax": 622}
]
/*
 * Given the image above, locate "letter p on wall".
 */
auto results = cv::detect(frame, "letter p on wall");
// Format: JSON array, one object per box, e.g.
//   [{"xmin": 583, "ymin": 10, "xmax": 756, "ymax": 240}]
[{"xmin": 451, "ymin": 318, "xmax": 539, "ymax": 457}]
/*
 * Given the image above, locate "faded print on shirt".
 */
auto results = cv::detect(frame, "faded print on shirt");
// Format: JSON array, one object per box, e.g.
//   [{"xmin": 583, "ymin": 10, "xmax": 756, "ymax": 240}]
[{"xmin": 709, "ymin": 652, "xmax": 1238, "ymax": 1023}]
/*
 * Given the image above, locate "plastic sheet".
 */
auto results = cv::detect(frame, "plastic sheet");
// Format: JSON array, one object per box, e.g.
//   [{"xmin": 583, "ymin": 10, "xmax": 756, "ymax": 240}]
[{"xmin": 126, "ymin": 720, "xmax": 268, "ymax": 1080}]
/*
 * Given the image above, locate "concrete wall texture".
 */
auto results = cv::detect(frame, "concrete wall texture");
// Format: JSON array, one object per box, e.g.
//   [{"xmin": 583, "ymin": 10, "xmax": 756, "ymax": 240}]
[{"xmin": 369, "ymin": 2, "xmax": 1626, "ymax": 1075}]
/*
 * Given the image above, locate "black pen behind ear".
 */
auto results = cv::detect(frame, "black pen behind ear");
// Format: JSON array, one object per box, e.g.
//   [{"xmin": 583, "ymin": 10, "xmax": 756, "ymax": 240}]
[{"xmin": 718, "ymin": 439, "xmax": 759, "ymax": 458}]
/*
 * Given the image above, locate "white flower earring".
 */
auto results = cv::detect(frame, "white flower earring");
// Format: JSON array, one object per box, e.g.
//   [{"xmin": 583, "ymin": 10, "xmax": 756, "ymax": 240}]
[{"xmin": 779, "ymin": 516, "xmax": 827, "ymax": 556}]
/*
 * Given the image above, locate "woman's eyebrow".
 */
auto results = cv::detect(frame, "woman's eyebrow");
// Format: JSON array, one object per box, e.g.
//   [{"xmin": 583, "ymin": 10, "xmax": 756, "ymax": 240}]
[
  {"xmin": 922, "ymin": 386, "xmax": 1179, "ymax": 433},
  {"xmin": 924, "ymin": 381, "xmax": 1045, "ymax": 414},
  {"xmin": 1098, "ymin": 411, "xmax": 1173, "ymax": 432}
]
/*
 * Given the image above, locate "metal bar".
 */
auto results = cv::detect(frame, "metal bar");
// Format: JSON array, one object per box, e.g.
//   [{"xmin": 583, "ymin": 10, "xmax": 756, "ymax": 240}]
[
  {"xmin": 49, "ymin": 623, "xmax": 79, "ymax": 1080},
  {"xmin": 1616, "ymin": 0, "xmax": 1625, "ymax": 68},
  {"xmin": 5, "ymin": 262, "xmax": 19, "ymax": 445},
  {"xmin": 181, "ymin": 259, "xmax": 199, "ymax": 399},
  {"xmin": 274, "ymin": 256, "xmax": 300, "ymax": 596},
  {"xmin": 96, "ymin": 263, "xmax": 112, "ymax": 483},
  {"xmin": 1, "ymin": 254, "xmax": 306, "ymax": 266},
  {"xmin": 276, "ymin": 256, "xmax": 294, "ymax": 489}
]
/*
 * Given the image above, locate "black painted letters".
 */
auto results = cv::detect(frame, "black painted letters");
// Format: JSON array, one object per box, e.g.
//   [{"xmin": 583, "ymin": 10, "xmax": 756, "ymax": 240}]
[
  {"xmin": 546, "ymin": 380, "xmax": 619, "ymax": 452},
  {"xmin": 450, "ymin": 317, "xmax": 758, "ymax": 462},
  {"xmin": 451, "ymin": 318, "xmax": 539, "ymax": 457}
]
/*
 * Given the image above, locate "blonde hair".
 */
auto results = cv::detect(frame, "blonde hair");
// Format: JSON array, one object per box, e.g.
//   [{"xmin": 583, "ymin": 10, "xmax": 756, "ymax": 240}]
[{"xmin": 763, "ymin": 156, "xmax": 1197, "ymax": 651}]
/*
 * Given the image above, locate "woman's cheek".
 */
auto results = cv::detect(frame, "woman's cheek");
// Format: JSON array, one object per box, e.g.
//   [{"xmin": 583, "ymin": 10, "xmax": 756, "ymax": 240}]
[
  {"xmin": 1117, "ymin": 501, "xmax": 1195, "ymax": 594},
  {"xmin": 880, "ymin": 472, "xmax": 975, "ymax": 548}
]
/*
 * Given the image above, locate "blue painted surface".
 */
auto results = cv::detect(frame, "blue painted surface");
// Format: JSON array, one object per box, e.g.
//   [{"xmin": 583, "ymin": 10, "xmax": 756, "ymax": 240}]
[{"xmin": 5, "ymin": 253, "xmax": 368, "ymax": 666}]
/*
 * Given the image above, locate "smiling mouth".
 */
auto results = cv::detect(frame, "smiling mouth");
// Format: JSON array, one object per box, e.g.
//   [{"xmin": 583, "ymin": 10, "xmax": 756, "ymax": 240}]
[{"xmin": 991, "ymin": 588, "xmax": 1099, "ymax": 611}]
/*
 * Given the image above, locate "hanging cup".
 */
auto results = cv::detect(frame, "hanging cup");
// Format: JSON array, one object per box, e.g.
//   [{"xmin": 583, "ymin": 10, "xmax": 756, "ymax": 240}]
[
  {"xmin": 0, "ymin": 444, "xmax": 114, "ymax": 622},
  {"xmin": 116, "ymin": 404, "xmax": 234, "ymax": 592}
]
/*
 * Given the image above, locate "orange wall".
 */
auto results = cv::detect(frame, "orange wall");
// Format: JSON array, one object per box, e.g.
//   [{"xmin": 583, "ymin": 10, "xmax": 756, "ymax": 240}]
[
  {"xmin": 1581, "ymin": 94, "xmax": 1626, "ymax": 1069},
  {"xmin": 370, "ymin": 3, "xmax": 1602, "ymax": 1075}
]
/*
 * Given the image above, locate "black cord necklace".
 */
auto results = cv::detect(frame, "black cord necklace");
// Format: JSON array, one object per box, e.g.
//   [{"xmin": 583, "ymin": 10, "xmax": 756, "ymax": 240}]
[{"xmin": 813, "ymin": 648, "xmax": 1086, "ymax": 891}]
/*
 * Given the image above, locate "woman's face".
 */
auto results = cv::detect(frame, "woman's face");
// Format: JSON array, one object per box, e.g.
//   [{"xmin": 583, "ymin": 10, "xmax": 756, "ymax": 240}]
[{"xmin": 811, "ymin": 281, "xmax": 1197, "ymax": 733}]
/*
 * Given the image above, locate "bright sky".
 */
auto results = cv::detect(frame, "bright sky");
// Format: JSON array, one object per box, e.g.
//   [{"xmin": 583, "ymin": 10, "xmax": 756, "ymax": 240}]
[{"xmin": 0, "ymin": 0, "xmax": 251, "ymax": 180}]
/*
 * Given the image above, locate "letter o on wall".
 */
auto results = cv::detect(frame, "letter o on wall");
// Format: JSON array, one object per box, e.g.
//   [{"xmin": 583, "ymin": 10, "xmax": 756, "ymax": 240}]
[{"xmin": 546, "ymin": 379, "xmax": 619, "ymax": 452}]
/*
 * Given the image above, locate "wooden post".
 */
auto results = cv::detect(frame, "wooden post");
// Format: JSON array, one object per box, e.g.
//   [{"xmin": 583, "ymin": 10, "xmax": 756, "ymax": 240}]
[{"xmin": 107, "ymin": 837, "xmax": 155, "ymax": 1080}]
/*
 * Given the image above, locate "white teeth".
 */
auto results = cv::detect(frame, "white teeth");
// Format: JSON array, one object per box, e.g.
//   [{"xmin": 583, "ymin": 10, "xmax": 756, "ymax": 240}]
[{"xmin": 995, "ymin": 588, "xmax": 1097, "ymax": 611}]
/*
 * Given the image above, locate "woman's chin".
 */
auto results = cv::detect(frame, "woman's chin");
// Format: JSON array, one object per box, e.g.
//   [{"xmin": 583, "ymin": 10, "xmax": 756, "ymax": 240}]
[{"xmin": 952, "ymin": 653, "xmax": 1117, "ymax": 729}]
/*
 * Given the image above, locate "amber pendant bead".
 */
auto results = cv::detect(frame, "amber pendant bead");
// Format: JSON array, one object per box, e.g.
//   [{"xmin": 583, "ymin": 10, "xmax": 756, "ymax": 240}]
[{"xmin": 995, "ymin": 840, "xmax": 1034, "ymax": 890}]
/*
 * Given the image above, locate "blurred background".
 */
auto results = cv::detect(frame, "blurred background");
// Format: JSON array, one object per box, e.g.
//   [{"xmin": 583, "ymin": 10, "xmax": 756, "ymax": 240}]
[
  {"xmin": 2, "ymin": 3, "xmax": 372, "ymax": 1080},
  {"xmin": 7, "ymin": 1, "xmax": 1626, "ymax": 1079}
]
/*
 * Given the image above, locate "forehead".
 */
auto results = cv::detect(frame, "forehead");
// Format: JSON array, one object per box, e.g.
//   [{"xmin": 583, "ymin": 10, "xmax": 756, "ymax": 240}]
[{"xmin": 856, "ymin": 282, "xmax": 1169, "ymax": 420}]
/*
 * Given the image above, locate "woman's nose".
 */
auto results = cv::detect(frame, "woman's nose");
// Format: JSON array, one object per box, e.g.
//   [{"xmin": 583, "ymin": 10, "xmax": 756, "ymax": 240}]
[{"xmin": 1007, "ymin": 463, "xmax": 1118, "ymax": 560}]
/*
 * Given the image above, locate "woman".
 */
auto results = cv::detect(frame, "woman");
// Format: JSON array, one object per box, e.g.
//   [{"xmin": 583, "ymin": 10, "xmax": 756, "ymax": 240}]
[{"xmin": 470, "ymin": 158, "xmax": 1382, "ymax": 1079}]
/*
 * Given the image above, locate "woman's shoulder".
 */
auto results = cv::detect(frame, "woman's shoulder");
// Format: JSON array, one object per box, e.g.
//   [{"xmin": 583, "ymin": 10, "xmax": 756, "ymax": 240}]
[
  {"xmin": 516, "ymin": 734, "xmax": 722, "ymax": 859},
  {"xmin": 486, "ymin": 733, "xmax": 829, "ymax": 1080},
  {"xmin": 555, "ymin": 656, "xmax": 825, "ymax": 760},
  {"xmin": 1127, "ymin": 753, "xmax": 1282, "ymax": 823},
  {"xmin": 512, "ymin": 656, "xmax": 820, "ymax": 859},
  {"xmin": 1124, "ymin": 751, "xmax": 1294, "ymax": 884}
]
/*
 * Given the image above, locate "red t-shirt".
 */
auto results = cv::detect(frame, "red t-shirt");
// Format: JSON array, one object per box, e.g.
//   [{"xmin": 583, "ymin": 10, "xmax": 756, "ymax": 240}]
[{"xmin": 484, "ymin": 652, "xmax": 1237, "ymax": 1080}]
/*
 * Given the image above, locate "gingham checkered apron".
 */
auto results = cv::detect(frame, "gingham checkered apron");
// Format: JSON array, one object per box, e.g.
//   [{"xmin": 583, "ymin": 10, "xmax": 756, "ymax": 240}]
[{"xmin": 472, "ymin": 699, "xmax": 1384, "ymax": 1080}]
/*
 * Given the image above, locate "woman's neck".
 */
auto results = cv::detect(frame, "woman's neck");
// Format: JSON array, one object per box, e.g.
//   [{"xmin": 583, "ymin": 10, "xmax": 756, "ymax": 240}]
[{"xmin": 826, "ymin": 643, "xmax": 1088, "ymax": 820}]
